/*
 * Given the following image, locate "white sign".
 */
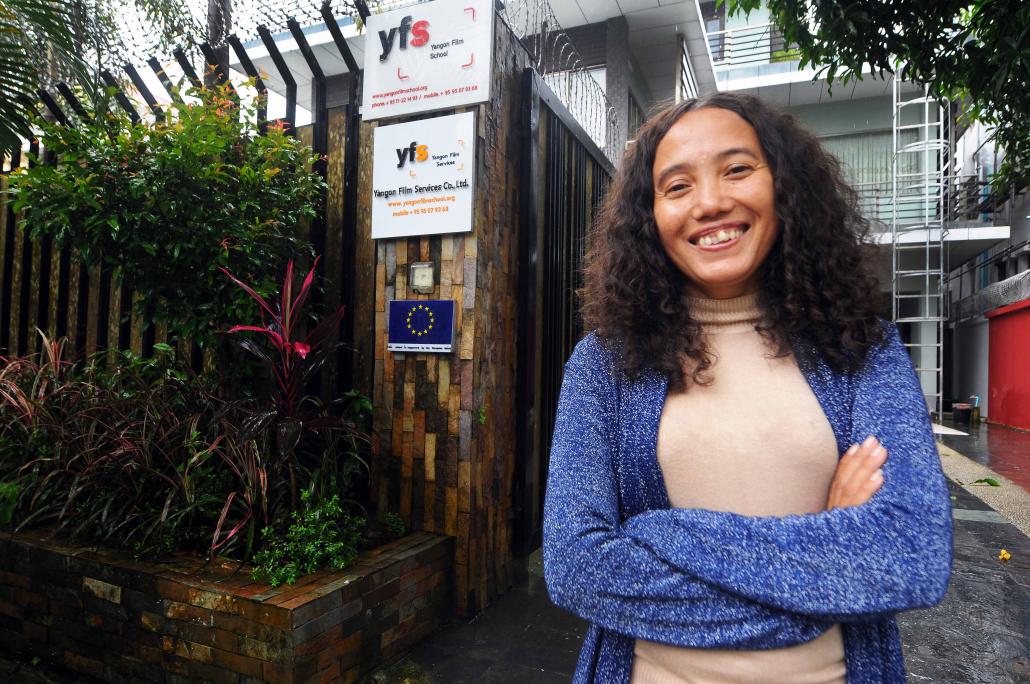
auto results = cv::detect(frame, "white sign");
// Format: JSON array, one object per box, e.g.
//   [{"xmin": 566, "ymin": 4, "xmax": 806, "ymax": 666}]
[
  {"xmin": 361, "ymin": 0, "xmax": 493, "ymax": 120},
  {"xmin": 371, "ymin": 111, "xmax": 476, "ymax": 239}
]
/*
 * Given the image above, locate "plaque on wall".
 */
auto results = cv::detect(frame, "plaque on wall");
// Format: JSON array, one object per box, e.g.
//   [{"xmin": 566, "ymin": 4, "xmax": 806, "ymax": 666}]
[
  {"xmin": 387, "ymin": 300, "xmax": 456, "ymax": 353},
  {"xmin": 371, "ymin": 111, "xmax": 476, "ymax": 239},
  {"xmin": 361, "ymin": 0, "xmax": 494, "ymax": 121}
]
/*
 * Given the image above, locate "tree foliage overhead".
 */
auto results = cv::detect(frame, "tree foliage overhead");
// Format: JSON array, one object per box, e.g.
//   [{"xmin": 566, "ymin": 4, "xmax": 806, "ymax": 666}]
[
  {"xmin": 0, "ymin": 0, "xmax": 202, "ymax": 158},
  {"xmin": 0, "ymin": 0, "xmax": 82, "ymax": 154},
  {"xmin": 726, "ymin": 0, "xmax": 1030, "ymax": 191}
]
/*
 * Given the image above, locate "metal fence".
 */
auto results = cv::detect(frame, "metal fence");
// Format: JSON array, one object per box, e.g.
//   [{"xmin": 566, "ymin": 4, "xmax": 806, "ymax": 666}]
[
  {"xmin": 102, "ymin": 0, "xmax": 622, "ymax": 161},
  {"xmin": 514, "ymin": 68, "xmax": 612, "ymax": 555},
  {"xmin": 102, "ymin": 1, "xmax": 365, "ymax": 69},
  {"xmin": 1, "ymin": 144, "xmax": 151, "ymax": 361}
]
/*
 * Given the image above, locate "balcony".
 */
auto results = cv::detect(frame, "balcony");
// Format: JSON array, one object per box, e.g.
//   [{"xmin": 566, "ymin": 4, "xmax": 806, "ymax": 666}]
[
  {"xmin": 857, "ymin": 176, "xmax": 1011, "ymax": 267},
  {"xmin": 856, "ymin": 176, "xmax": 1007, "ymax": 230},
  {"xmin": 706, "ymin": 23, "xmax": 800, "ymax": 69}
]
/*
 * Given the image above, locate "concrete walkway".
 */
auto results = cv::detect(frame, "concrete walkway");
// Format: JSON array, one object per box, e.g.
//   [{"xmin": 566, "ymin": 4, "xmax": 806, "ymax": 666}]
[{"xmin": 366, "ymin": 444, "xmax": 1029, "ymax": 684}]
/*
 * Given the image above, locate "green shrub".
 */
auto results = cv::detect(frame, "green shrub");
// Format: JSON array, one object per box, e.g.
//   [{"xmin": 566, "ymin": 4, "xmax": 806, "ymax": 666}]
[
  {"xmin": 0, "ymin": 330, "xmax": 372, "ymax": 566},
  {"xmin": 213, "ymin": 258, "xmax": 372, "ymax": 551},
  {"xmin": 8, "ymin": 82, "xmax": 325, "ymax": 349},
  {"xmin": 251, "ymin": 490, "xmax": 365, "ymax": 587},
  {"xmin": 0, "ymin": 73, "xmax": 376, "ymax": 582}
]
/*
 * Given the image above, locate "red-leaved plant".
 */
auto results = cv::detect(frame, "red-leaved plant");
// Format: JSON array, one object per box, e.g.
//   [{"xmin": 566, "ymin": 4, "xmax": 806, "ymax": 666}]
[
  {"xmin": 217, "ymin": 257, "xmax": 367, "ymax": 556},
  {"xmin": 220, "ymin": 256, "xmax": 344, "ymax": 417}
]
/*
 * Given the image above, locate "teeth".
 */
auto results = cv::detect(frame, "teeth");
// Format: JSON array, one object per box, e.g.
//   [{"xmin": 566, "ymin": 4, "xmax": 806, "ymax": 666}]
[{"xmin": 698, "ymin": 228, "xmax": 744, "ymax": 247}]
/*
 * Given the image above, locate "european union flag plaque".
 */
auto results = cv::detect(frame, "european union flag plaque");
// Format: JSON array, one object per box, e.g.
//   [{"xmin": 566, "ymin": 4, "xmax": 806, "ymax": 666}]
[{"xmin": 387, "ymin": 300, "xmax": 456, "ymax": 353}]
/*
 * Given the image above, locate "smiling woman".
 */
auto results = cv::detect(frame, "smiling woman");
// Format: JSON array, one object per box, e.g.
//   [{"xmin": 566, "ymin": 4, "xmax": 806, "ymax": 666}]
[
  {"xmin": 542, "ymin": 93, "xmax": 953, "ymax": 684},
  {"xmin": 580, "ymin": 93, "xmax": 886, "ymax": 387},
  {"xmin": 651, "ymin": 108, "xmax": 780, "ymax": 300}
]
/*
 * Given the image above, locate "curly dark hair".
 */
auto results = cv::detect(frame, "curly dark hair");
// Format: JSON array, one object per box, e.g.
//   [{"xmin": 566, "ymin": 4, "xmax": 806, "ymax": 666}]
[{"xmin": 581, "ymin": 92, "xmax": 885, "ymax": 388}]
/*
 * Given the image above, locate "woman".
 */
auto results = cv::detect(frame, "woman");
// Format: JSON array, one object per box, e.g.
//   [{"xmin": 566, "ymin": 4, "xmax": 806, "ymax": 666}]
[{"xmin": 542, "ymin": 93, "xmax": 953, "ymax": 683}]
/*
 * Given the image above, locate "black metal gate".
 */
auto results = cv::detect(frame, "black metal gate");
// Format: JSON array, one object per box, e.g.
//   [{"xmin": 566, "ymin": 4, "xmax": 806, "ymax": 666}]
[{"xmin": 514, "ymin": 68, "xmax": 613, "ymax": 556}]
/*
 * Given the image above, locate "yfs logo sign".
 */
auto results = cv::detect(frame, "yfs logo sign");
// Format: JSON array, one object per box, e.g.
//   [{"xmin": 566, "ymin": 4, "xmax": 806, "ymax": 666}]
[
  {"xmin": 378, "ymin": 15, "xmax": 429, "ymax": 62},
  {"xmin": 396, "ymin": 141, "xmax": 429, "ymax": 168}
]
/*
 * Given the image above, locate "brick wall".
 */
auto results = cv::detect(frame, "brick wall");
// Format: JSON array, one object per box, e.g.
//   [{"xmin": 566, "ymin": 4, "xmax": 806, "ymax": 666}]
[{"xmin": 0, "ymin": 530, "xmax": 452, "ymax": 683}]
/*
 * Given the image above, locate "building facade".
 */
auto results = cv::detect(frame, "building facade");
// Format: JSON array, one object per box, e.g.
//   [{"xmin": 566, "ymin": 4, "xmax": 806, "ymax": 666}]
[{"xmin": 545, "ymin": 0, "xmax": 1025, "ymax": 427}]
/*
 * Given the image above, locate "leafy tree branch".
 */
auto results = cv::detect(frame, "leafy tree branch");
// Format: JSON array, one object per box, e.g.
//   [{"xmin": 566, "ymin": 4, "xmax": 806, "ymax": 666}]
[{"xmin": 724, "ymin": 0, "xmax": 1029, "ymax": 191}]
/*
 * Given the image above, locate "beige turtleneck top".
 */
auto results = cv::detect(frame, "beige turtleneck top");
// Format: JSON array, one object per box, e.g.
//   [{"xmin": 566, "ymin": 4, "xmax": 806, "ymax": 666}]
[{"xmin": 630, "ymin": 293, "xmax": 846, "ymax": 684}]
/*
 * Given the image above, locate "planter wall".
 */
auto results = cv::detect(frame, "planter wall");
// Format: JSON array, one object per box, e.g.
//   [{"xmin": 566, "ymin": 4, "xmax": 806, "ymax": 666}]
[{"xmin": 0, "ymin": 531, "xmax": 452, "ymax": 683}]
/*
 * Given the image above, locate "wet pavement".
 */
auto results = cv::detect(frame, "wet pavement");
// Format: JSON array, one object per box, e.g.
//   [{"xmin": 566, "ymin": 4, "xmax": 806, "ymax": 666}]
[
  {"xmin": 363, "ymin": 551, "xmax": 580, "ymax": 684},
  {"xmin": 938, "ymin": 419, "xmax": 1030, "ymax": 493},
  {"xmin": 897, "ymin": 480, "xmax": 1029, "ymax": 682}
]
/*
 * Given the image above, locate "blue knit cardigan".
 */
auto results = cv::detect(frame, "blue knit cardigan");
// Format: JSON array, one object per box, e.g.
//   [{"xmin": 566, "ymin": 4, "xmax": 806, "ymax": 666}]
[{"xmin": 543, "ymin": 323, "xmax": 953, "ymax": 683}]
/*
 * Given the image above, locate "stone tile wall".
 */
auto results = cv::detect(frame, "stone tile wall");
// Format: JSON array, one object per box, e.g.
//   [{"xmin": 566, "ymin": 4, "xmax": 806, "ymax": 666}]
[
  {"xmin": 0, "ymin": 530, "xmax": 452, "ymax": 683},
  {"xmin": 352, "ymin": 16, "xmax": 531, "ymax": 617}
]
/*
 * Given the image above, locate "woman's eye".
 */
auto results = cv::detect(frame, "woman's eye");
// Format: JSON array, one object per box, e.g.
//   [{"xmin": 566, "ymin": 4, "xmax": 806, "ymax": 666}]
[
  {"xmin": 727, "ymin": 165, "xmax": 751, "ymax": 176},
  {"xmin": 663, "ymin": 182, "xmax": 690, "ymax": 196}
]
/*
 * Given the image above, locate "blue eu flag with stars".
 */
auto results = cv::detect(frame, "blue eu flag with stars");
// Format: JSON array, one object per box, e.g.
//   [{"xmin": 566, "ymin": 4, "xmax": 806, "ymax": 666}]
[{"xmin": 387, "ymin": 300, "xmax": 455, "ymax": 352}]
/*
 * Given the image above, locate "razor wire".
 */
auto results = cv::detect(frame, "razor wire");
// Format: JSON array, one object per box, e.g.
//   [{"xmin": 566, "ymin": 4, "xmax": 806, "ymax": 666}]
[
  {"xmin": 498, "ymin": 0, "xmax": 621, "ymax": 160},
  {"xmin": 109, "ymin": 1, "xmax": 442, "ymax": 68},
  {"xmin": 951, "ymin": 266, "xmax": 1030, "ymax": 322},
  {"xmin": 108, "ymin": 0, "xmax": 364, "ymax": 67}
]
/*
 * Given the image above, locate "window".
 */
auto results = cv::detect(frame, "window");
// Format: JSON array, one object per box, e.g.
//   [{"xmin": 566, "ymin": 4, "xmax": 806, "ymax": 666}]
[
  {"xmin": 700, "ymin": 1, "xmax": 726, "ymax": 61},
  {"xmin": 628, "ymin": 95, "xmax": 644, "ymax": 138}
]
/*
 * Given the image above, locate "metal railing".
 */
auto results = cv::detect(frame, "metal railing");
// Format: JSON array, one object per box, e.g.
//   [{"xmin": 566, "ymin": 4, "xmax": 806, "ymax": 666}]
[
  {"xmin": 854, "ymin": 176, "xmax": 1005, "ymax": 235},
  {"xmin": 706, "ymin": 23, "xmax": 799, "ymax": 68}
]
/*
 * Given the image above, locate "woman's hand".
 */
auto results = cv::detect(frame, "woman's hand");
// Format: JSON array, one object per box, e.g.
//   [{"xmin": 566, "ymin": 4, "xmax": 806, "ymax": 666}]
[{"xmin": 826, "ymin": 435, "xmax": 888, "ymax": 510}]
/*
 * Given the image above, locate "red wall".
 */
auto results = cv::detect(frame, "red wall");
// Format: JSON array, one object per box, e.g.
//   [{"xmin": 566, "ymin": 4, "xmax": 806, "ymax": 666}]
[{"xmin": 987, "ymin": 298, "xmax": 1030, "ymax": 430}]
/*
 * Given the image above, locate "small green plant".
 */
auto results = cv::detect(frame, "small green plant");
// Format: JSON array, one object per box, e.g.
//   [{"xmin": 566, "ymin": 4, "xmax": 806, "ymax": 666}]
[
  {"xmin": 381, "ymin": 512, "xmax": 407, "ymax": 540},
  {"xmin": 0, "ymin": 482, "xmax": 18, "ymax": 524},
  {"xmin": 251, "ymin": 491, "xmax": 365, "ymax": 587}
]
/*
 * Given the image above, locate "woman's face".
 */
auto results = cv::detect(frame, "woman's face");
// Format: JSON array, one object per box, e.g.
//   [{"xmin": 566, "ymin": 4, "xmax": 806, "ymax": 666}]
[{"xmin": 651, "ymin": 107, "xmax": 779, "ymax": 299}]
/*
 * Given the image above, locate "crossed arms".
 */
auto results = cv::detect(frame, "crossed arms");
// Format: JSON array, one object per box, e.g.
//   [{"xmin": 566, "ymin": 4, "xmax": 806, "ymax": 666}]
[{"xmin": 542, "ymin": 327, "xmax": 952, "ymax": 648}]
